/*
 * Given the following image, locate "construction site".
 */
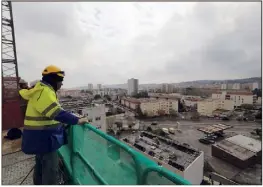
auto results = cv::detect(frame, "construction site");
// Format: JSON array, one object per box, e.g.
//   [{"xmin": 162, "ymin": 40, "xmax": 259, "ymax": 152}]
[
  {"xmin": 1, "ymin": 2, "xmax": 190, "ymax": 185},
  {"xmin": 1, "ymin": 2, "xmax": 262, "ymax": 185}
]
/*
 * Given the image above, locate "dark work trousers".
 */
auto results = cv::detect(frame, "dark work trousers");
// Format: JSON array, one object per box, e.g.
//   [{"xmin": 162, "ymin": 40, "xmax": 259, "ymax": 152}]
[{"xmin": 33, "ymin": 151, "xmax": 59, "ymax": 185}]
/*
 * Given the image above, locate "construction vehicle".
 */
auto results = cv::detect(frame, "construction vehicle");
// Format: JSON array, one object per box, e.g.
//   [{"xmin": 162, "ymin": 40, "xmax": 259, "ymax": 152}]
[{"xmin": 2, "ymin": 2, "xmax": 190, "ymax": 185}]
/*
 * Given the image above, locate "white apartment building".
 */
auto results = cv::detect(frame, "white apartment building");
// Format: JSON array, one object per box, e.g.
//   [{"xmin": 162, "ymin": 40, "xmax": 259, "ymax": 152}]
[
  {"xmin": 232, "ymin": 83, "xmax": 241, "ymax": 90},
  {"xmin": 127, "ymin": 78, "xmax": 139, "ymax": 96},
  {"xmin": 241, "ymin": 83, "xmax": 253, "ymax": 91},
  {"xmin": 161, "ymin": 84, "xmax": 174, "ymax": 93},
  {"xmin": 121, "ymin": 98, "xmax": 141, "ymax": 110},
  {"xmin": 81, "ymin": 104, "xmax": 107, "ymax": 132},
  {"xmin": 121, "ymin": 97, "xmax": 179, "ymax": 117},
  {"xmin": 197, "ymin": 99, "xmax": 235, "ymax": 116},
  {"xmin": 88, "ymin": 83, "xmax": 93, "ymax": 90},
  {"xmin": 140, "ymin": 98, "xmax": 178, "ymax": 116},
  {"xmin": 212, "ymin": 91, "xmax": 255, "ymax": 107},
  {"xmin": 106, "ymin": 114, "xmax": 140, "ymax": 132},
  {"xmin": 58, "ymin": 89, "xmax": 83, "ymax": 98}
]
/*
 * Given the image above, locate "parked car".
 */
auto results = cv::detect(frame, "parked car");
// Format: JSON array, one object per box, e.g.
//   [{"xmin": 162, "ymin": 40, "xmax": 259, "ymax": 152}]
[
  {"xmin": 199, "ymin": 138, "xmax": 215, "ymax": 144},
  {"xmin": 221, "ymin": 116, "xmax": 229, "ymax": 121},
  {"xmin": 214, "ymin": 131, "xmax": 224, "ymax": 137}
]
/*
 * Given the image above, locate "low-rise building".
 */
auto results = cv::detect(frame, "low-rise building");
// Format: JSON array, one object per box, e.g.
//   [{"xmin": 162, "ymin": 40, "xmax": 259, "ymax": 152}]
[
  {"xmin": 212, "ymin": 91, "xmax": 255, "ymax": 107},
  {"xmin": 122, "ymin": 131, "xmax": 204, "ymax": 184},
  {"xmin": 232, "ymin": 83, "xmax": 241, "ymax": 90},
  {"xmin": 161, "ymin": 83, "xmax": 174, "ymax": 93},
  {"xmin": 81, "ymin": 104, "xmax": 106, "ymax": 132},
  {"xmin": 121, "ymin": 97, "xmax": 179, "ymax": 117},
  {"xmin": 197, "ymin": 99, "xmax": 235, "ymax": 116},
  {"xmin": 121, "ymin": 98, "xmax": 141, "ymax": 110},
  {"xmin": 212, "ymin": 135, "xmax": 261, "ymax": 169}
]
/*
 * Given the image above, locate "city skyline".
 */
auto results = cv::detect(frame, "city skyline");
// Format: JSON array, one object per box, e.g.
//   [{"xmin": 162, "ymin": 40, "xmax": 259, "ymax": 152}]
[{"xmin": 14, "ymin": 2, "xmax": 261, "ymax": 88}]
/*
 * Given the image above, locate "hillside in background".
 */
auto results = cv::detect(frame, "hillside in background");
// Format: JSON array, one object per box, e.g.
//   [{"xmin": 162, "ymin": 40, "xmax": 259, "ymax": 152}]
[{"xmin": 73, "ymin": 77, "xmax": 261, "ymax": 90}]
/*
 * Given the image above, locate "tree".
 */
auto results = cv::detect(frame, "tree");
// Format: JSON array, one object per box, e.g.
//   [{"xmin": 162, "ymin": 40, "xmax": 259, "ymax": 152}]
[
  {"xmin": 94, "ymin": 94, "xmax": 102, "ymax": 100},
  {"xmin": 191, "ymin": 112, "xmax": 200, "ymax": 121},
  {"xmin": 157, "ymin": 109, "xmax": 166, "ymax": 116},
  {"xmin": 255, "ymin": 111, "xmax": 262, "ymax": 119},
  {"xmin": 104, "ymin": 95, "xmax": 111, "ymax": 101},
  {"xmin": 252, "ymin": 88, "xmax": 262, "ymax": 98},
  {"xmin": 86, "ymin": 90, "xmax": 93, "ymax": 95},
  {"xmin": 241, "ymin": 104, "xmax": 254, "ymax": 110},
  {"xmin": 115, "ymin": 122, "xmax": 123, "ymax": 131},
  {"xmin": 135, "ymin": 106, "xmax": 144, "ymax": 117},
  {"xmin": 127, "ymin": 116, "xmax": 135, "ymax": 130},
  {"xmin": 169, "ymin": 109, "xmax": 178, "ymax": 117}
]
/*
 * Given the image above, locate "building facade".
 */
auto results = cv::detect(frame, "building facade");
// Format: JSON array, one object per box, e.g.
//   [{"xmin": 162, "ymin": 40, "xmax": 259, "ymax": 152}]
[
  {"xmin": 127, "ymin": 78, "xmax": 139, "ymax": 96},
  {"xmin": 232, "ymin": 83, "xmax": 241, "ymax": 90},
  {"xmin": 81, "ymin": 104, "xmax": 107, "ymax": 132},
  {"xmin": 121, "ymin": 97, "xmax": 179, "ymax": 117},
  {"xmin": 197, "ymin": 99, "xmax": 235, "ymax": 116},
  {"xmin": 161, "ymin": 84, "xmax": 174, "ymax": 93},
  {"xmin": 212, "ymin": 91, "xmax": 255, "ymax": 107},
  {"xmin": 88, "ymin": 83, "xmax": 93, "ymax": 90}
]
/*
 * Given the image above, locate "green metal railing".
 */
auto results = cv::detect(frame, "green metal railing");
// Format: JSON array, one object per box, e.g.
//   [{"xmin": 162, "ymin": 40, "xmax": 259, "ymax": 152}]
[{"xmin": 58, "ymin": 124, "xmax": 191, "ymax": 185}]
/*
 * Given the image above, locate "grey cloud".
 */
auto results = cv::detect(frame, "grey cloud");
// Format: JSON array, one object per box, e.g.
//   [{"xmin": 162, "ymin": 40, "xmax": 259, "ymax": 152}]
[
  {"xmin": 11, "ymin": 2, "xmax": 261, "ymax": 87},
  {"xmin": 13, "ymin": 2, "xmax": 76, "ymax": 37}
]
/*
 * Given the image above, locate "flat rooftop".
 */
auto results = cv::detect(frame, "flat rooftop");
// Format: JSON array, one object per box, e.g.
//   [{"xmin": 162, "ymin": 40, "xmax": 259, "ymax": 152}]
[
  {"xmin": 198, "ymin": 124, "xmax": 232, "ymax": 134},
  {"xmin": 226, "ymin": 134, "xmax": 261, "ymax": 153},
  {"xmin": 122, "ymin": 131, "xmax": 201, "ymax": 171},
  {"xmin": 213, "ymin": 140, "xmax": 256, "ymax": 161}
]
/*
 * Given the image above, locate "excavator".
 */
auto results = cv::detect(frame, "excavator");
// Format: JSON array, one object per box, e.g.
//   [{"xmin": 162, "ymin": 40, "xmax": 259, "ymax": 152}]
[{"xmin": 2, "ymin": 2, "xmax": 190, "ymax": 185}]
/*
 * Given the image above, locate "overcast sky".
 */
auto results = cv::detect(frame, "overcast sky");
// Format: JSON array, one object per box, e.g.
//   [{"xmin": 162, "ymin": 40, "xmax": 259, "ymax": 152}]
[{"xmin": 13, "ymin": 2, "xmax": 261, "ymax": 88}]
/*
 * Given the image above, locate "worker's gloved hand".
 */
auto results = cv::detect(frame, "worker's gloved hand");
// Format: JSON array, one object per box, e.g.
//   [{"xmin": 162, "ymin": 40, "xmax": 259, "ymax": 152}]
[{"xmin": 78, "ymin": 117, "xmax": 89, "ymax": 125}]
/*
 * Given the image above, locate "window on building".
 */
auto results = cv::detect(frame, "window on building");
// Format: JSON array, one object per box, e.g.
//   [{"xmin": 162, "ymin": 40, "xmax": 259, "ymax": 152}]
[
  {"xmin": 88, "ymin": 119, "xmax": 93, "ymax": 123},
  {"xmin": 95, "ymin": 117, "xmax": 101, "ymax": 121},
  {"xmin": 242, "ymin": 98, "xmax": 244, "ymax": 103}
]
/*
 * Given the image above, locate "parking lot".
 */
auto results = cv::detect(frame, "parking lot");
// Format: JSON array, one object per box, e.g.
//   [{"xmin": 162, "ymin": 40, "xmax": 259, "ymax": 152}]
[{"xmin": 140, "ymin": 119, "xmax": 261, "ymax": 158}]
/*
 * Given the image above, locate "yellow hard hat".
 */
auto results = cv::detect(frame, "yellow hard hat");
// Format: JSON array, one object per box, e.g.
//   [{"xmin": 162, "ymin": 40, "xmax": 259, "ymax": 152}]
[{"xmin": 42, "ymin": 65, "xmax": 65, "ymax": 77}]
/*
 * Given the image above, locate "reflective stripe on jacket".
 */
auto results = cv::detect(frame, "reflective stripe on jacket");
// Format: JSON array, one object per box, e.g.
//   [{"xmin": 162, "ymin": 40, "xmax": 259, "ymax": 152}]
[{"xmin": 19, "ymin": 81, "xmax": 66, "ymax": 154}]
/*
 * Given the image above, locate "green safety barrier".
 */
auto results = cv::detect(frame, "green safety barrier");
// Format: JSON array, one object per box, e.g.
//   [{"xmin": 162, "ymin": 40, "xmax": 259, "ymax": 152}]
[{"xmin": 58, "ymin": 123, "xmax": 191, "ymax": 185}]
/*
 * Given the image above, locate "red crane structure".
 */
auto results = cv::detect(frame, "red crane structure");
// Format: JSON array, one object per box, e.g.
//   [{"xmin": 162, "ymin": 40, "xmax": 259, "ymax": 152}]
[{"xmin": 2, "ymin": 1, "xmax": 23, "ymax": 130}]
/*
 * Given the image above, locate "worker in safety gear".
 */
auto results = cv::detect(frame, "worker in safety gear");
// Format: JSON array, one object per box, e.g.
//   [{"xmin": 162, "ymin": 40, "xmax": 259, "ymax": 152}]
[
  {"xmin": 19, "ymin": 65, "xmax": 89, "ymax": 185},
  {"xmin": 30, "ymin": 79, "xmax": 39, "ymax": 88},
  {"xmin": 19, "ymin": 78, "xmax": 29, "ymax": 120}
]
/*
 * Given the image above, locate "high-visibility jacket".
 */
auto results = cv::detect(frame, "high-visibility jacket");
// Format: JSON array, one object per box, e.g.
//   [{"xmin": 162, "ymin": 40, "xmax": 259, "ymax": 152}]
[{"xmin": 19, "ymin": 81, "xmax": 79, "ymax": 154}]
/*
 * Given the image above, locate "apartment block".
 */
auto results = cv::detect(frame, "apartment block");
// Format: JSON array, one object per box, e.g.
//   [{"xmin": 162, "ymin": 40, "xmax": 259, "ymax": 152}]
[
  {"xmin": 197, "ymin": 99, "xmax": 235, "ymax": 116},
  {"xmin": 88, "ymin": 83, "xmax": 93, "ymax": 90},
  {"xmin": 81, "ymin": 104, "xmax": 106, "ymax": 132},
  {"xmin": 161, "ymin": 84, "xmax": 174, "ymax": 93},
  {"xmin": 232, "ymin": 83, "xmax": 241, "ymax": 90},
  {"xmin": 212, "ymin": 91, "xmax": 255, "ymax": 107},
  {"xmin": 121, "ymin": 97, "xmax": 179, "ymax": 117},
  {"xmin": 128, "ymin": 78, "xmax": 139, "ymax": 96}
]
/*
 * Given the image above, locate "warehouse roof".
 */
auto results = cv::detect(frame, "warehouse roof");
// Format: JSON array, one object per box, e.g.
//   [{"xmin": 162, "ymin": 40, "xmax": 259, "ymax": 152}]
[
  {"xmin": 213, "ymin": 139, "xmax": 256, "ymax": 161},
  {"xmin": 226, "ymin": 135, "xmax": 261, "ymax": 153}
]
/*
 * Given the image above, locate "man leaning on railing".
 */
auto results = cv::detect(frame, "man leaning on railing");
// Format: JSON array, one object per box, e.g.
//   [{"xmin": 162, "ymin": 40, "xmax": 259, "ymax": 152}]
[{"xmin": 19, "ymin": 65, "xmax": 89, "ymax": 185}]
